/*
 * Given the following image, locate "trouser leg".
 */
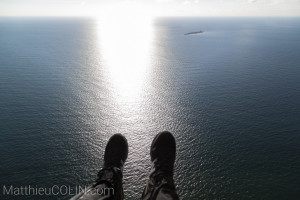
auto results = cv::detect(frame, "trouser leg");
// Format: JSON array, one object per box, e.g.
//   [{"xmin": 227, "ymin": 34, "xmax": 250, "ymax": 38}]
[
  {"xmin": 70, "ymin": 167, "xmax": 123, "ymax": 200},
  {"xmin": 141, "ymin": 170, "xmax": 179, "ymax": 200}
]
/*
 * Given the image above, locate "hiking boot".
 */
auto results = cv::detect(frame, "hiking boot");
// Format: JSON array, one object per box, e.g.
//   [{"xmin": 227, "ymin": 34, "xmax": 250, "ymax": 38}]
[
  {"xmin": 103, "ymin": 133, "xmax": 128, "ymax": 170},
  {"xmin": 97, "ymin": 133, "xmax": 128, "ymax": 200},
  {"xmin": 142, "ymin": 131, "xmax": 179, "ymax": 200},
  {"xmin": 70, "ymin": 133, "xmax": 128, "ymax": 200}
]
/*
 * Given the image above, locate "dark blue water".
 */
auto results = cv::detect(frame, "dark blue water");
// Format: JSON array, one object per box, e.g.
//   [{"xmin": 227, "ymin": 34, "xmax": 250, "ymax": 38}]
[{"xmin": 0, "ymin": 17, "xmax": 300, "ymax": 200}]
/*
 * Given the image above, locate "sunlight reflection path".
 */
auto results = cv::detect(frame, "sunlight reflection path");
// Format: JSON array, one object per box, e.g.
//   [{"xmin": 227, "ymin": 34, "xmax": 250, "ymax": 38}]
[
  {"xmin": 97, "ymin": 15, "xmax": 153, "ymax": 104},
  {"xmin": 95, "ymin": 17, "xmax": 155, "ymax": 176}
]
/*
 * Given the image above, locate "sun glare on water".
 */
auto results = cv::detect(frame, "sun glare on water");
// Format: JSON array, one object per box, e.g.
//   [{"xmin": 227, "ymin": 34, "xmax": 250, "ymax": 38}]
[{"xmin": 96, "ymin": 5, "xmax": 154, "ymax": 105}]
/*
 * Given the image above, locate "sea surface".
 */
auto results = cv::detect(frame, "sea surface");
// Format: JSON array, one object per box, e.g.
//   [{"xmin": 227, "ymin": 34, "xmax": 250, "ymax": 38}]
[{"xmin": 0, "ymin": 17, "xmax": 300, "ymax": 200}]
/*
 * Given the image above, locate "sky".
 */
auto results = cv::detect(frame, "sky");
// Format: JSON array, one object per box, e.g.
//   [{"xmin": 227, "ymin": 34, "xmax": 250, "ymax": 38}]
[{"xmin": 0, "ymin": 0, "xmax": 300, "ymax": 17}]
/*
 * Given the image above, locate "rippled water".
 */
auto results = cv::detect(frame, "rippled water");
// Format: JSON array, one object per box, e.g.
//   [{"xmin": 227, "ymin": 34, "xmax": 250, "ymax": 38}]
[{"xmin": 0, "ymin": 17, "xmax": 300, "ymax": 200}]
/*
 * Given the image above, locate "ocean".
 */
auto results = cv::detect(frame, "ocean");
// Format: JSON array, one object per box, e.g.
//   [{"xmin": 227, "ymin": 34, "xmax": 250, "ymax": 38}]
[{"xmin": 0, "ymin": 17, "xmax": 300, "ymax": 199}]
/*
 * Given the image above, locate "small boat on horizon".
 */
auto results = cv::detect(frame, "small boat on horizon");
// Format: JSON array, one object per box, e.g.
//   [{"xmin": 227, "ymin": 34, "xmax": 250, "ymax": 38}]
[{"xmin": 184, "ymin": 31, "xmax": 204, "ymax": 35}]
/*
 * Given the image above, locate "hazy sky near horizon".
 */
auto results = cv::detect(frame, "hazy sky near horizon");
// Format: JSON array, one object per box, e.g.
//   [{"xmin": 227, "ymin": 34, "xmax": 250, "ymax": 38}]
[{"xmin": 1, "ymin": 0, "xmax": 300, "ymax": 17}]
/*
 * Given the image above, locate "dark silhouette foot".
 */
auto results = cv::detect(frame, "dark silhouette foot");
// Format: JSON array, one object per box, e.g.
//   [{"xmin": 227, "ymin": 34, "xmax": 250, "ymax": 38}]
[
  {"xmin": 104, "ymin": 133, "xmax": 128, "ymax": 169},
  {"xmin": 142, "ymin": 131, "xmax": 179, "ymax": 200},
  {"xmin": 70, "ymin": 133, "xmax": 128, "ymax": 200},
  {"xmin": 151, "ymin": 131, "xmax": 176, "ymax": 176}
]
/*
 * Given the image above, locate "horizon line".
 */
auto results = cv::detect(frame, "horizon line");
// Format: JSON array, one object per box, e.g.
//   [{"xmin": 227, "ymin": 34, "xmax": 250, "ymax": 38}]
[{"xmin": 1, "ymin": 15, "xmax": 300, "ymax": 18}]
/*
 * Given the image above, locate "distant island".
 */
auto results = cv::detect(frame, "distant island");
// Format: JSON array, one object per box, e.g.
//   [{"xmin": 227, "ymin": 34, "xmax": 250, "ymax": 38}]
[{"xmin": 184, "ymin": 31, "xmax": 204, "ymax": 35}]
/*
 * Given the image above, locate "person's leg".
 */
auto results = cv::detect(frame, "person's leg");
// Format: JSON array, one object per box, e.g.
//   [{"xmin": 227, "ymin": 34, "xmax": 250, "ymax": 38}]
[
  {"xmin": 70, "ymin": 134, "xmax": 128, "ymax": 200},
  {"xmin": 142, "ymin": 131, "xmax": 179, "ymax": 200}
]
